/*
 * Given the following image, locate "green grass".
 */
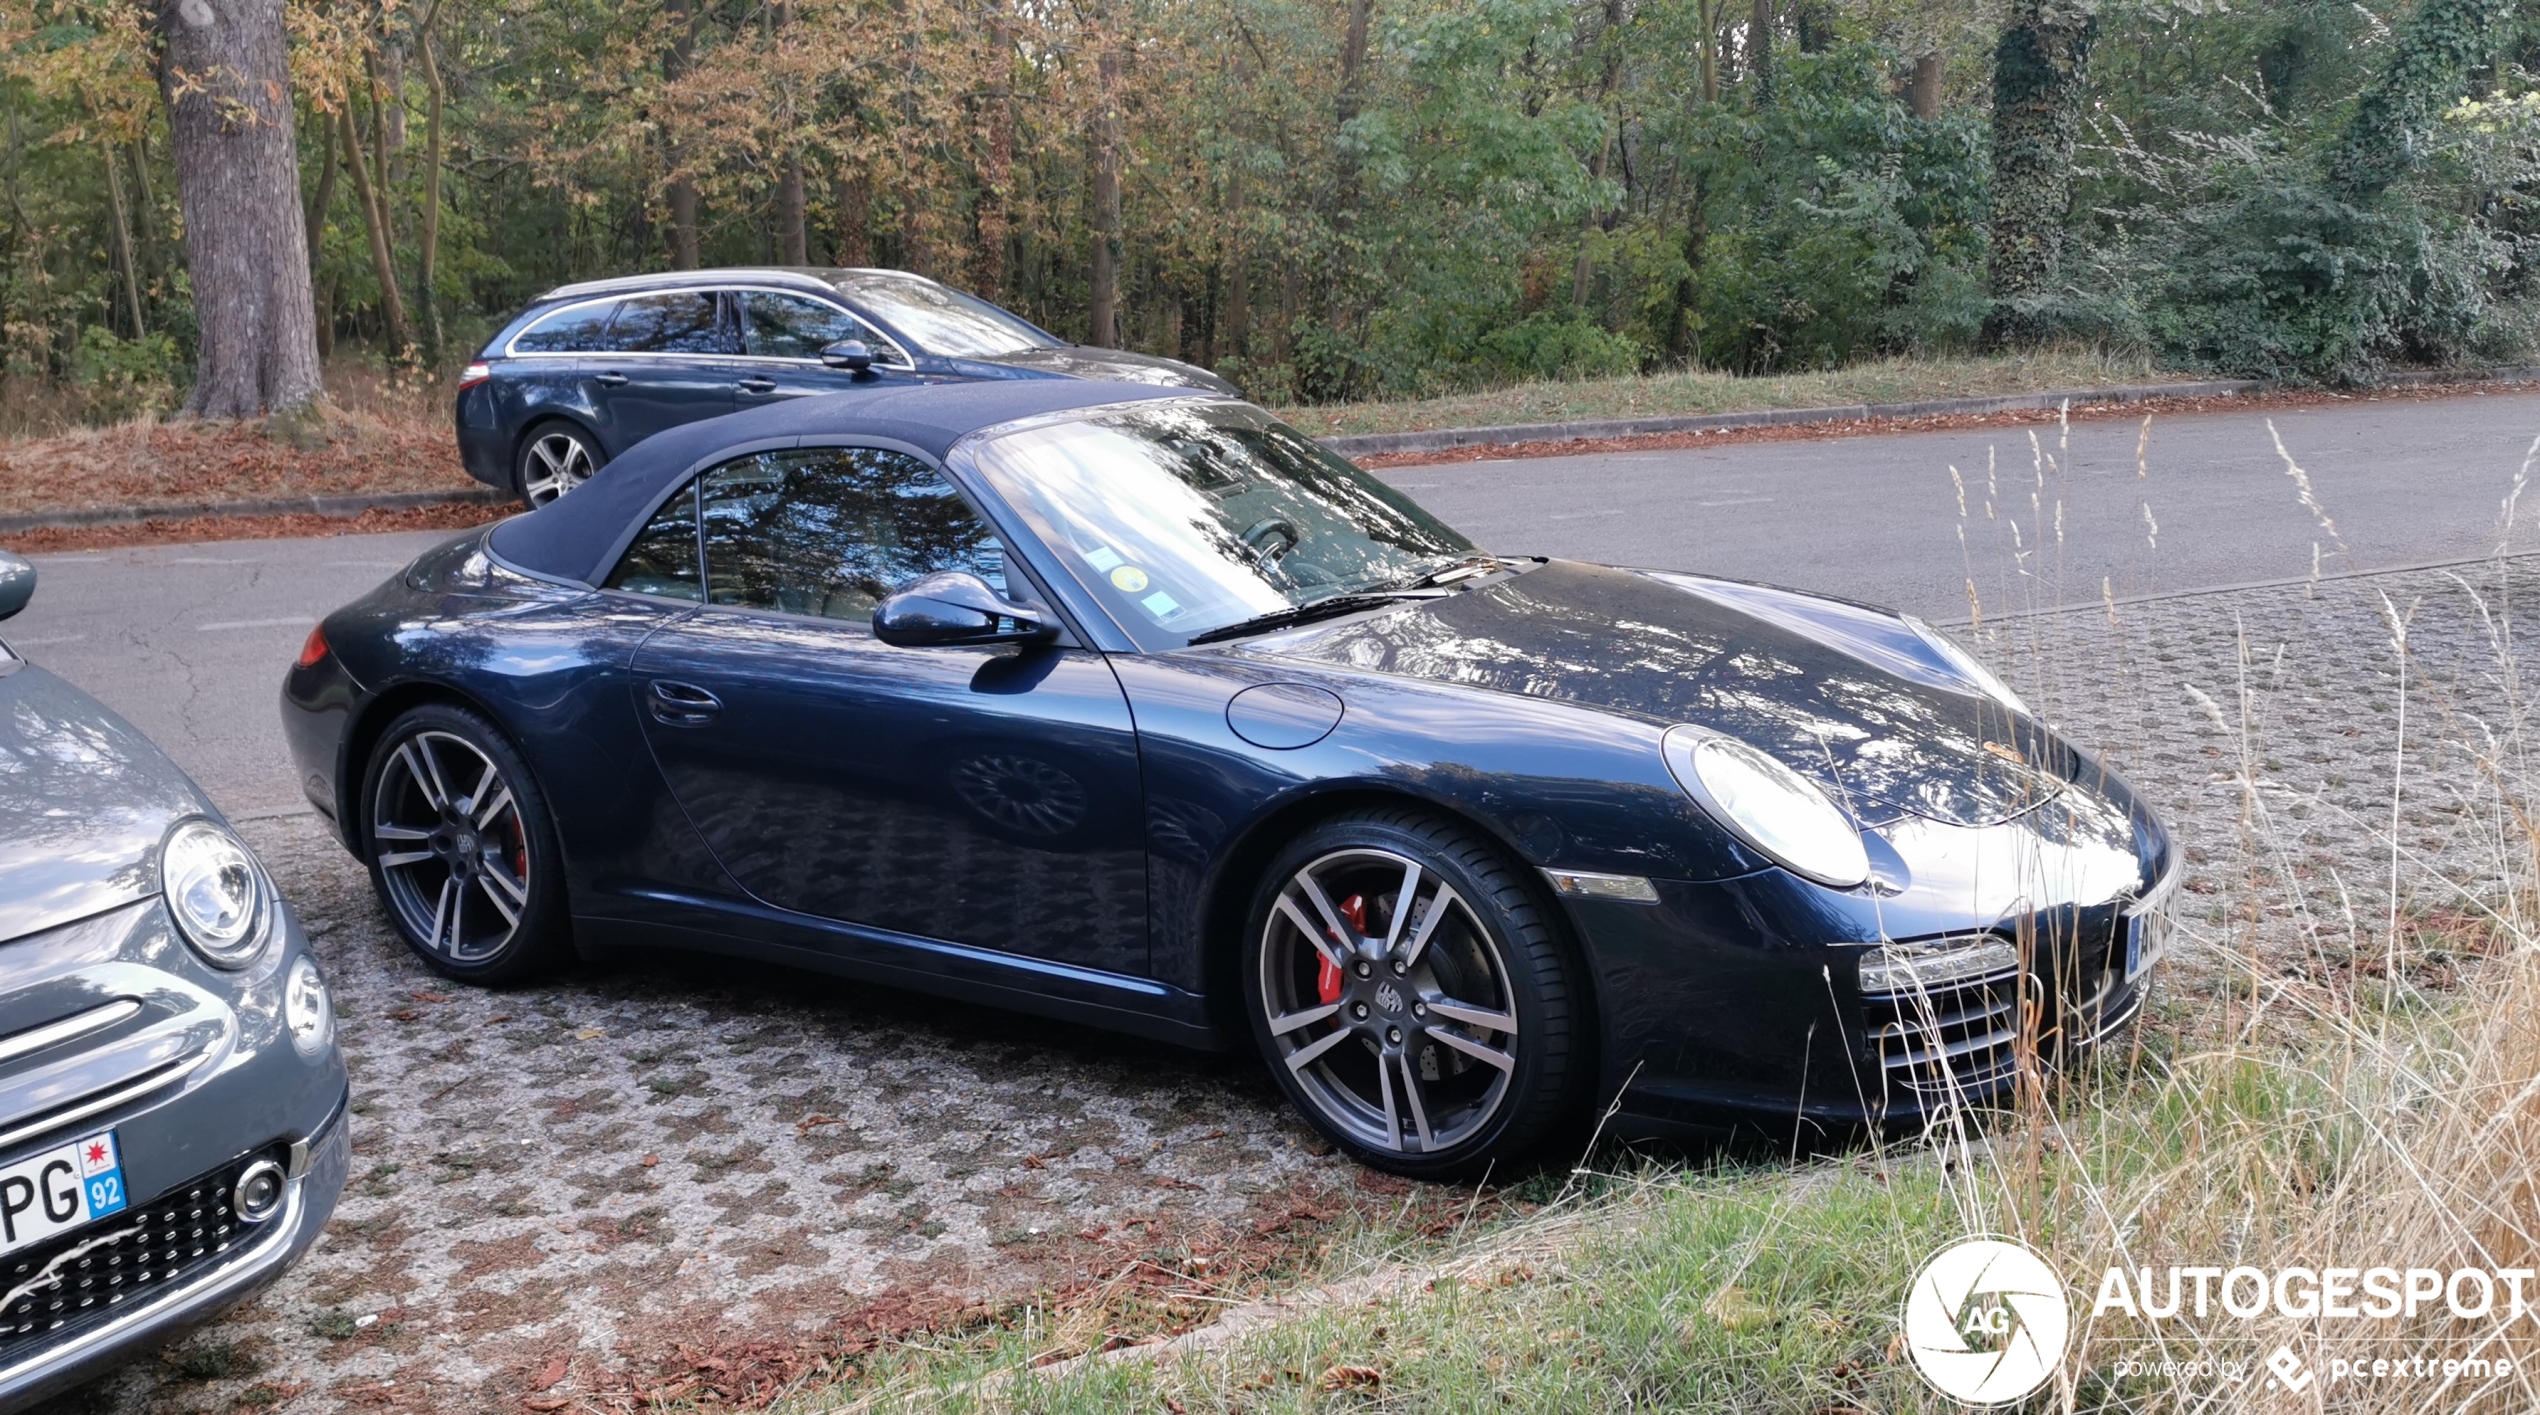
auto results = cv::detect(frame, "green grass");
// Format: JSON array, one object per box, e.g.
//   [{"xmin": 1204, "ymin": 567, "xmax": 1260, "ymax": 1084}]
[{"xmin": 1272, "ymin": 350, "xmax": 2193, "ymax": 438}]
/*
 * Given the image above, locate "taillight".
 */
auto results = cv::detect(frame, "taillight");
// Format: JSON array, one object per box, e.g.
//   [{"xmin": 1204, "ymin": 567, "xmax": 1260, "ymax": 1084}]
[
  {"xmin": 458, "ymin": 362, "xmax": 492, "ymax": 391},
  {"xmin": 296, "ymin": 625, "xmax": 330, "ymax": 669}
]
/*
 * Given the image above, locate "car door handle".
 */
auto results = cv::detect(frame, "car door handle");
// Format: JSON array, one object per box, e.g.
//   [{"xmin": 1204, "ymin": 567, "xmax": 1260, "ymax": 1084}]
[
  {"xmin": 593, "ymin": 371, "xmax": 628, "ymax": 387},
  {"xmin": 736, "ymin": 376, "xmax": 776, "ymax": 394},
  {"xmin": 647, "ymin": 679, "xmax": 722, "ymax": 726}
]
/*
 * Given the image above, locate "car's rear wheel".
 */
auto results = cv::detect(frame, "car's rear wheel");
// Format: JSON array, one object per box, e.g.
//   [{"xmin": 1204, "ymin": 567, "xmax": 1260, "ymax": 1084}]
[
  {"xmin": 362, "ymin": 704, "xmax": 567, "ymax": 984},
  {"xmin": 1242, "ymin": 809, "xmax": 1582, "ymax": 1179},
  {"xmin": 515, "ymin": 422, "xmax": 602, "ymax": 508}
]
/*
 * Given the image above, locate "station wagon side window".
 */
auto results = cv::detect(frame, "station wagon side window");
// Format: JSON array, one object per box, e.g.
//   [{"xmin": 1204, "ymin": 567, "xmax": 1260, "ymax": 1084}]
[
  {"xmin": 695, "ymin": 447, "xmax": 1006, "ymax": 624},
  {"xmin": 603, "ymin": 291, "xmax": 737, "ymax": 355},
  {"xmin": 511, "ymin": 300, "xmax": 620, "ymax": 354},
  {"xmin": 604, "ymin": 481, "xmax": 705, "ymax": 601},
  {"xmin": 738, "ymin": 292, "xmax": 898, "ymax": 363}
]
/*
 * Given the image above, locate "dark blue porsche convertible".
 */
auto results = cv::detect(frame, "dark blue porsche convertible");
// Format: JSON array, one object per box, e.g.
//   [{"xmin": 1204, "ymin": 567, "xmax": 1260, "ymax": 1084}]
[{"xmin": 281, "ymin": 380, "xmax": 2175, "ymax": 1176}]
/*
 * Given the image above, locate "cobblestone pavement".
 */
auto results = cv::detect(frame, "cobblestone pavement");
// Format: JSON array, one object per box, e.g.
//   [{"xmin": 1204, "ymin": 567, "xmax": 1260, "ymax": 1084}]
[
  {"xmin": 50, "ymin": 812, "xmax": 1369, "ymax": 1415},
  {"xmin": 42, "ymin": 551, "xmax": 2539, "ymax": 1415},
  {"xmin": 1978, "ymin": 547, "xmax": 2539, "ymax": 992}
]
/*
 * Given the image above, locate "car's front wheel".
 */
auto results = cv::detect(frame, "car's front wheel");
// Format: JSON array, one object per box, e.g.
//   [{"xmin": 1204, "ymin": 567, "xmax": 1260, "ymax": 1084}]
[
  {"xmin": 1242, "ymin": 809, "xmax": 1583, "ymax": 1179},
  {"xmin": 361, "ymin": 704, "xmax": 568, "ymax": 984},
  {"xmin": 514, "ymin": 422, "xmax": 602, "ymax": 509}
]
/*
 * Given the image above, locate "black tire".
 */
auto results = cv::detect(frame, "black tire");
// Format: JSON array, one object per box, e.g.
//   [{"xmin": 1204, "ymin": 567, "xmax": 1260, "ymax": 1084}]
[
  {"xmin": 513, "ymin": 420, "xmax": 604, "ymax": 509},
  {"xmin": 360, "ymin": 703, "xmax": 569, "ymax": 984},
  {"xmin": 1241, "ymin": 807, "xmax": 1584, "ymax": 1180}
]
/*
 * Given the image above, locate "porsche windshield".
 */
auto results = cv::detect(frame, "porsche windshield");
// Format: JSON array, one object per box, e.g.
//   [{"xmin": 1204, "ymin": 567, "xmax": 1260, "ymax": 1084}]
[{"xmin": 967, "ymin": 401, "xmax": 1478, "ymax": 648}]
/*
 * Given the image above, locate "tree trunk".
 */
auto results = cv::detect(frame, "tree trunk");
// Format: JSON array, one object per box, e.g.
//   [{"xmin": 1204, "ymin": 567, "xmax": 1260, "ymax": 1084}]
[
  {"xmin": 2329, "ymin": 0, "xmax": 2514, "ymax": 198},
  {"xmin": 417, "ymin": 4, "xmax": 447, "ymax": 364},
  {"xmin": 1224, "ymin": 170, "xmax": 1248, "ymax": 361},
  {"xmin": 339, "ymin": 102, "xmax": 410, "ymax": 354},
  {"xmin": 98, "ymin": 130, "xmax": 146, "ymax": 338},
  {"xmin": 128, "ymin": 134, "xmax": 162, "ymax": 283},
  {"xmin": 975, "ymin": 0, "xmax": 1013, "ymax": 296},
  {"xmin": 1088, "ymin": 46, "xmax": 1123, "ymax": 347},
  {"xmin": 1748, "ymin": 0, "xmax": 1773, "ymax": 100},
  {"xmin": 1570, "ymin": 0, "xmax": 1625, "ymax": 311},
  {"xmin": 1907, "ymin": 48, "xmax": 1943, "ymax": 119},
  {"xmin": 304, "ymin": 109, "xmax": 337, "ymax": 265},
  {"xmin": 1698, "ymin": 0, "xmax": 1720, "ymax": 102},
  {"xmin": 665, "ymin": 0, "xmax": 700, "ymax": 269},
  {"xmin": 1334, "ymin": 0, "xmax": 1374, "ymax": 213},
  {"xmin": 832, "ymin": 170, "xmax": 872, "ymax": 266},
  {"xmin": 1981, "ymin": 0, "xmax": 2094, "ymax": 348},
  {"xmin": 771, "ymin": 1, "xmax": 807, "ymax": 265},
  {"xmin": 151, "ymin": 0, "xmax": 324, "ymax": 417},
  {"xmin": 1793, "ymin": 0, "xmax": 1834, "ymax": 53}
]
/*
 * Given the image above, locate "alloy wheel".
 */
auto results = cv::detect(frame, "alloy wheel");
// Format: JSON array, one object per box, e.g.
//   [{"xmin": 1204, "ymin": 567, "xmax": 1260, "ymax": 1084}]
[
  {"xmin": 1257, "ymin": 847, "xmax": 1518, "ymax": 1155},
  {"xmin": 370, "ymin": 730, "xmax": 534, "ymax": 965},
  {"xmin": 520, "ymin": 431, "xmax": 594, "ymax": 506}
]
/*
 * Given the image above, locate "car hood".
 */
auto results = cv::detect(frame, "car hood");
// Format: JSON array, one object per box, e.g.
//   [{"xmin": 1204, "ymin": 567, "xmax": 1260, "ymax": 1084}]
[
  {"xmin": 972, "ymin": 345, "xmax": 1241, "ymax": 396},
  {"xmin": 0, "ymin": 664, "xmax": 205, "ymax": 942},
  {"xmin": 1238, "ymin": 559, "xmax": 2071, "ymax": 828}
]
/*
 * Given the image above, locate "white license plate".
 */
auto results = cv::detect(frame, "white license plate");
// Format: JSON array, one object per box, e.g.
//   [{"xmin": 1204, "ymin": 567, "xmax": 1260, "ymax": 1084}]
[
  {"xmin": 2125, "ymin": 908, "xmax": 2171, "ymax": 983},
  {"xmin": 0, "ymin": 1131, "xmax": 129, "ymax": 1256}
]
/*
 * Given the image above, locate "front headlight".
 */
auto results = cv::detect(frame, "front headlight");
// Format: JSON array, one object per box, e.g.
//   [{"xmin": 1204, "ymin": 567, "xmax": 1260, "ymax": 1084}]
[
  {"xmin": 284, "ymin": 955, "xmax": 332, "ymax": 1055},
  {"xmin": 1661, "ymin": 727, "xmax": 1870, "ymax": 889},
  {"xmin": 1857, "ymin": 935, "xmax": 2022, "ymax": 996},
  {"xmin": 161, "ymin": 818, "xmax": 268, "ymax": 966},
  {"xmin": 1902, "ymin": 615, "xmax": 2029, "ymax": 716}
]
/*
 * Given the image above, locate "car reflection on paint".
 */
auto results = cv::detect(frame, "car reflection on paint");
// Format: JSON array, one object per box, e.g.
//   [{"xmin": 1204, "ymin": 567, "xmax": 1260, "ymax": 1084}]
[
  {"xmin": 0, "ymin": 550, "xmax": 348, "ymax": 1408},
  {"xmin": 283, "ymin": 380, "xmax": 2174, "ymax": 1179}
]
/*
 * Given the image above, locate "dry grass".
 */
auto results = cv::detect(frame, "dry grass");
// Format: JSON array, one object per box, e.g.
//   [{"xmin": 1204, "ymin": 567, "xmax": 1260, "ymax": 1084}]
[{"xmin": 1277, "ymin": 349, "xmax": 2187, "ymax": 438}]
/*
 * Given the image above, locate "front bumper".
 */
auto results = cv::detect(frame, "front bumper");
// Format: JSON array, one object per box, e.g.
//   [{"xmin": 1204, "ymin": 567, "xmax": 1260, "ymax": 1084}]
[
  {"xmin": 1573, "ymin": 790, "xmax": 2177, "ymax": 1142},
  {"xmin": 0, "ymin": 1095, "xmax": 348, "ymax": 1412}
]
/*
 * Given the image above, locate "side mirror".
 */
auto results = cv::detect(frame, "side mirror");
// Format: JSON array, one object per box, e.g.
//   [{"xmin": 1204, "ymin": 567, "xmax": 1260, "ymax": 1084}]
[
  {"xmin": 873, "ymin": 572, "xmax": 1056, "ymax": 649},
  {"xmin": 818, "ymin": 339, "xmax": 875, "ymax": 373},
  {"xmin": 0, "ymin": 551, "xmax": 33, "ymax": 622}
]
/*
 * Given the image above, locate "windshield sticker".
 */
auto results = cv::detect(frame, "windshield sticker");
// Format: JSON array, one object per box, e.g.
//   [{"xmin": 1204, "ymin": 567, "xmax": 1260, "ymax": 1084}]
[
  {"xmin": 1083, "ymin": 546, "xmax": 1125, "ymax": 573},
  {"xmin": 1141, "ymin": 590, "xmax": 1184, "ymax": 621},
  {"xmin": 1109, "ymin": 565, "xmax": 1151, "ymax": 593}
]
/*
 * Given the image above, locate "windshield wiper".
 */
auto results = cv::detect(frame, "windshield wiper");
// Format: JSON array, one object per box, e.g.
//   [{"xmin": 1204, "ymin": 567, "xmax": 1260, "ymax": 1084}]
[
  {"xmin": 1389, "ymin": 555, "xmax": 1511, "ymax": 591},
  {"xmin": 1183, "ymin": 589, "xmax": 1445, "ymax": 646}
]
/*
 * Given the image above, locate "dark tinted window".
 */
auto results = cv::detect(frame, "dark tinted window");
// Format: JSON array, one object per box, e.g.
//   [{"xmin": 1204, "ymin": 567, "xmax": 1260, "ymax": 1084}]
[
  {"xmin": 604, "ymin": 292, "xmax": 734, "ymax": 355},
  {"xmin": 699, "ymin": 448, "xmax": 1006, "ymax": 623},
  {"xmin": 605, "ymin": 482, "xmax": 704, "ymax": 601},
  {"xmin": 741, "ymin": 292, "xmax": 889, "ymax": 361},
  {"xmin": 512, "ymin": 300, "xmax": 619, "ymax": 354}
]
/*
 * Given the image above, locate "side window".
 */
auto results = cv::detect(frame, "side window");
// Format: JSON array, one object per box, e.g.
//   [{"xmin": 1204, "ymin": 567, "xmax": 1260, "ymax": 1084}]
[
  {"xmin": 512, "ymin": 300, "xmax": 619, "ymax": 354},
  {"xmin": 740, "ymin": 293, "xmax": 889, "ymax": 361},
  {"xmin": 605, "ymin": 482, "xmax": 704, "ymax": 601},
  {"xmin": 604, "ymin": 292, "xmax": 735, "ymax": 355},
  {"xmin": 698, "ymin": 448, "xmax": 1007, "ymax": 623}
]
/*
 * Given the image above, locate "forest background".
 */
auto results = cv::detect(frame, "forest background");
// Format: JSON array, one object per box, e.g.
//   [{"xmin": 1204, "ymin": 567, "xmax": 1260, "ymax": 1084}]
[{"xmin": 8, "ymin": 0, "xmax": 2540, "ymax": 427}]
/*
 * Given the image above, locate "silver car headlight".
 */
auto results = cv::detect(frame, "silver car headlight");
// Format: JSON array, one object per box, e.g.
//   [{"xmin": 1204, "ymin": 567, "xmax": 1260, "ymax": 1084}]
[
  {"xmin": 161, "ymin": 818, "xmax": 268, "ymax": 966},
  {"xmin": 1661, "ymin": 727, "xmax": 1870, "ymax": 889},
  {"xmin": 1902, "ymin": 615, "xmax": 2029, "ymax": 716},
  {"xmin": 1857, "ymin": 935, "xmax": 2022, "ymax": 996}
]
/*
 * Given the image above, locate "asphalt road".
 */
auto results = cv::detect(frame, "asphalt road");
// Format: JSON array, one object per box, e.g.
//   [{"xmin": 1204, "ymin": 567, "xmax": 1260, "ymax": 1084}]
[{"xmin": 5, "ymin": 389, "xmax": 2535, "ymax": 819}]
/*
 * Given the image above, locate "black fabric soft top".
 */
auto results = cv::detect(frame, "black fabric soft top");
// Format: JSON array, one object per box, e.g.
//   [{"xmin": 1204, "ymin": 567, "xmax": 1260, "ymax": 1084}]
[{"xmin": 487, "ymin": 379, "xmax": 1200, "ymax": 586}]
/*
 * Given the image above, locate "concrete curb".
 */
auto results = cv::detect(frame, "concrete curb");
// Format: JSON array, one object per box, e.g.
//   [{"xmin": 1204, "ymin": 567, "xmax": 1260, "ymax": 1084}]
[
  {"xmin": 1315, "ymin": 379, "xmax": 2266, "ymax": 458},
  {"xmin": 0, "ymin": 486, "xmax": 506, "ymax": 537}
]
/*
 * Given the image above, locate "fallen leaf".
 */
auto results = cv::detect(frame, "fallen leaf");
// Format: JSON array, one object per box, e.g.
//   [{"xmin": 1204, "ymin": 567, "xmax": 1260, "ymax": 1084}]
[
  {"xmin": 640, "ymin": 1154, "xmax": 659, "ymax": 1168},
  {"xmin": 1321, "ymin": 1364, "xmax": 1383, "ymax": 1391},
  {"xmin": 528, "ymin": 1354, "xmax": 570, "ymax": 1391},
  {"xmin": 1704, "ymin": 1284, "xmax": 1770, "ymax": 1330},
  {"xmin": 574, "ymin": 1026, "xmax": 605, "ymax": 1040}
]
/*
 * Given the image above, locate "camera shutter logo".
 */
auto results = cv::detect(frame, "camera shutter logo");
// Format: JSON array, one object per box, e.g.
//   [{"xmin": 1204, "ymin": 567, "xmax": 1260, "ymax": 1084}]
[{"xmin": 1902, "ymin": 1237, "xmax": 2070, "ymax": 1405}]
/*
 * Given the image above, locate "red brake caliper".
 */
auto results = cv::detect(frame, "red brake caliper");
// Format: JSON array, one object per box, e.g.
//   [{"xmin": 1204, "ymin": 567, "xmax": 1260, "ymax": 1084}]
[{"xmin": 1317, "ymin": 894, "xmax": 1367, "ymax": 1004}]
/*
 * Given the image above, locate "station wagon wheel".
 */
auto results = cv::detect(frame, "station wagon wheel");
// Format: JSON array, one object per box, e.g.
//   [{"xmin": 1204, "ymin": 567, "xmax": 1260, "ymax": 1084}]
[
  {"xmin": 515, "ymin": 423, "xmax": 601, "ymax": 509},
  {"xmin": 1244, "ymin": 811, "xmax": 1582, "ymax": 1179},
  {"xmin": 362, "ymin": 704, "xmax": 567, "ymax": 983}
]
